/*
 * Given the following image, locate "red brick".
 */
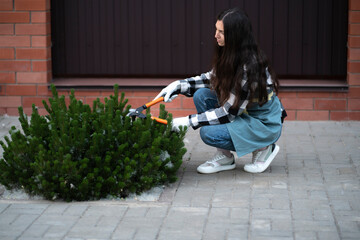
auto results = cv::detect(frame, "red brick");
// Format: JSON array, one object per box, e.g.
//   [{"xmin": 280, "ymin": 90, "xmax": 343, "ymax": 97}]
[
  {"xmin": 0, "ymin": 36, "xmax": 30, "ymax": 47},
  {"xmin": 349, "ymin": 24, "xmax": 360, "ymax": 35},
  {"xmin": 297, "ymin": 110, "xmax": 329, "ymax": 120},
  {"xmin": 314, "ymin": 99, "xmax": 347, "ymax": 110},
  {"xmin": 0, "ymin": 0, "xmax": 13, "ymax": 10},
  {"xmin": 0, "ymin": 12, "xmax": 30, "ymax": 23},
  {"xmin": 16, "ymin": 48, "xmax": 49, "ymax": 60},
  {"xmin": 0, "ymin": 24, "xmax": 14, "ymax": 35},
  {"xmin": 297, "ymin": 92, "xmax": 331, "ymax": 98},
  {"xmin": 182, "ymin": 97, "xmax": 196, "ymax": 109},
  {"xmin": 0, "ymin": 60, "xmax": 31, "ymax": 71},
  {"xmin": 350, "ymin": 11, "xmax": 360, "ymax": 23},
  {"xmin": 348, "ymin": 86, "xmax": 360, "ymax": 98},
  {"xmin": 169, "ymin": 109, "xmax": 198, "ymax": 118},
  {"xmin": 133, "ymin": 90, "xmax": 158, "ymax": 97},
  {"xmin": 350, "ymin": 0, "xmax": 360, "ymax": 10},
  {"xmin": 22, "ymin": 96, "xmax": 48, "ymax": 108},
  {"xmin": 161, "ymin": 97, "xmax": 181, "ymax": 109},
  {"xmin": 6, "ymin": 85, "xmax": 37, "ymax": 96},
  {"xmin": 277, "ymin": 92, "xmax": 297, "ymax": 98},
  {"xmin": 348, "ymin": 73, "xmax": 360, "ymax": 86},
  {"xmin": 348, "ymin": 99, "xmax": 360, "ymax": 110},
  {"xmin": 73, "ymin": 91, "xmax": 102, "ymax": 97},
  {"xmin": 0, "ymin": 72, "xmax": 15, "ymax": 83},
  {"xmin": 331, "ymin": 111, "xmax": 360, "ymax": 120},
  {"xmin": 15, "ymin": 23, "xmax": 50, "ymax": 35},
  {"xmin": 32, "ymin": 60, "xmax": 51, "ymax": 72},
  {"xmin": 0, "ymin": 107, "xmax": 6, "ymax": 115},
  {"xmin": 349, "ymin": 48, "xmax": 360, "ymax": 60},
  {"xmin": 126, "ymin": 97, "xmax": 150, "ymax": 108},
  {"xmin": 348, "ymin": 61, "xmax": 360, "ymax": 73},
  {"xmin": 15, "ymin": 0, "xmax": 50, "ymax": 11},
  {"xmin": 17, "ymin": 72, "xmax": 49, "ymax": 83},
  {"xmin": 349, "ymin": 36, "xmax": 360, "ymax": 47},
  {"xmin": 281, "ymin": 98, "xmax": 313, "ymax": 110},
  {"xmin": 84, "ymin": 96, "xmax": 103, "ymax": 105},
  {"xmin": 0, "ymin": 48, "xmax": 14, "ymax": 59},
  {"xmin": 6, "ymin": 107, "xmax": 20, "ymax": 116},
  {"xmin": 31, "ymin": 35, "xmax": 51, "ymax": 47},
  {"xmin": 31, "ymin": 12, "xmax": 50, "ymax": 23},
  {"xmin": 37, "ymin": 85, "xmax": 51, "ymax": 96},
  {"xmin": 0, "ymin": 85, "xmax": 5, "ymax": 95},
  {"xmin": 0, "ymin": 96, "xmax": 21, "ymax": 107},
  {"xmin": 284, "ymin": 110, "xmax": 296, "ymax": 120},
  {"xmin": 331, "ymin": 93, "xmax": 348, "ymax": 99}
]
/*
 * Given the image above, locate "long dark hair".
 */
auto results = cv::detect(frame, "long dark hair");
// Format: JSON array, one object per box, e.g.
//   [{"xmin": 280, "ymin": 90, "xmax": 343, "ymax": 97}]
[{"xmin": 211, "ymin": 8, "xmax": 279, "ymax": 107}]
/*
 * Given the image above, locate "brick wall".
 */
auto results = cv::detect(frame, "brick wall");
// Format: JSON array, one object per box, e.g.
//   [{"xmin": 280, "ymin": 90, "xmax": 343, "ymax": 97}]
[
  {"xmin": 0, "ymin": 0, "xmax": 51, "ymax": 115},
  {"xmin": 0, "ymin": 0, "xmax": 359, "ymax": 120}
]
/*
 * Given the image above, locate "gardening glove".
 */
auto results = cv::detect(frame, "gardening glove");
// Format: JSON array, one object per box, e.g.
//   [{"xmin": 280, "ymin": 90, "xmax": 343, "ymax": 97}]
[
  {"xmin": 154, "ymin": 80, "xmax": 181, "ymax": 102},
  {"xmin": 172, "ymin": 116, "xmax": 190, "ymax": 132}
]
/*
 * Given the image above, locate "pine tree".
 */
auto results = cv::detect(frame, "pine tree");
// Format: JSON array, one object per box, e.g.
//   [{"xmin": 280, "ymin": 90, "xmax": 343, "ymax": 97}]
[{"xmin": 0, "ymin": 84, "xmax": 186, "ymax": 201}]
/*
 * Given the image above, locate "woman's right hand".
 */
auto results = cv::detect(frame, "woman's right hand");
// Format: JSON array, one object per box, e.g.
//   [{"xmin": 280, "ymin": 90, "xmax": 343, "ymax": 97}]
[{"xmin": 154, "ymin": 80, "xmax": 181, "ymax": 102}]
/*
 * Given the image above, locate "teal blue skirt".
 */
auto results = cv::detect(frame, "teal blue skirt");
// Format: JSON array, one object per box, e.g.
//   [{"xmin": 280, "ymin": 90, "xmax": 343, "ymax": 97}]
[{"xmin": 226, "ymin": 94, "xmax": 283, "ymax": 157}]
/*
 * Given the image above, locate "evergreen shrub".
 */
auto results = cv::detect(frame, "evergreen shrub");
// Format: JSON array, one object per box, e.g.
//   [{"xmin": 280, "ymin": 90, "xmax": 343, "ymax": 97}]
[{"xmin": 0, "ymin": 85, "xmax": 187, "ymax": 201}]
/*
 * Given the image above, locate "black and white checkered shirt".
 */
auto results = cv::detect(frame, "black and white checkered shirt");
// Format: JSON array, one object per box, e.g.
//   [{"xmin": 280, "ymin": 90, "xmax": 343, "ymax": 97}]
[{"xmin": 178, "ymin": 70, "xmax": 273, "ymax": 129}]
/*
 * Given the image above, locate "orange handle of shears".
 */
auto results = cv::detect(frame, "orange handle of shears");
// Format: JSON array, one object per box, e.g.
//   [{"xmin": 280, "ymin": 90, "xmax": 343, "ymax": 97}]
[
  {"xmin": 151, "ymin": 116, "xmax": 168, "ymax": 125},
  {"xmin": 145, "ymin": 97, "xmax": 164, "ymax": 108}
]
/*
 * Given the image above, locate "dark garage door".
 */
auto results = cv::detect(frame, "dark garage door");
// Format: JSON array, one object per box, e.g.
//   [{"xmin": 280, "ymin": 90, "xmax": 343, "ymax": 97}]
[{"xmin": 51, "ymin": 0, "xmax": 348, "ymax": 80}]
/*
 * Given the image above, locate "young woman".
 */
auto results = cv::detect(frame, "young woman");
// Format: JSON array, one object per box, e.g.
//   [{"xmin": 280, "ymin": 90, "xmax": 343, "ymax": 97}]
[{"xmin": 155, "ymin": 8, "xmax": 285, "ymax": 174}]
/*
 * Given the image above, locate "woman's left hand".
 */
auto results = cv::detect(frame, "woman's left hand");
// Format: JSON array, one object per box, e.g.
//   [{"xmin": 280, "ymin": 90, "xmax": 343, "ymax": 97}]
[{"xmin": 172, "ymin": 117, "xmax": 190, "ymax": 132}]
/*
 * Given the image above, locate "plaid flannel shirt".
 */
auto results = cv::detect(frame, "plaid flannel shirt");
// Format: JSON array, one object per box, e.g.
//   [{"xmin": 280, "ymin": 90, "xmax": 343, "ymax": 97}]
[{"xmin": 179, "ymin": 70, "xmax": 273, "ymax": 129}]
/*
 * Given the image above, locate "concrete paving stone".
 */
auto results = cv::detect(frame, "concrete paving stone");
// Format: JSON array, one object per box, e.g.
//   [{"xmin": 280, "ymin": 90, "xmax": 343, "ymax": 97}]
[
  {"xmin": 251, "ymin": 209, "xmax": 292, "ymax": 221},
  {"xmin": 21, "ymin": 223, "xmax": 49, "ymax": 237},
  {"xmin": 145, "ymin": 205, "xmax": 169, "ymax": 218},
  {"xmin": 293, "ymin": 220, "xmax": 338, "ymax": 232},
  {"xmin": 0, "ymin": 203, "xmax": 9, "ymax": 213},
  {"xmin": 340, "ymin": 231, "xmax": 360, "ymax": 239},
  {"xmin": 111, "ymin": 225, "xmax": 136, "ymax": 239},
  {"xmin": 63, "ymin": 205, "xmax": 88, "ymax": 216},
  {"xmin": 35, "ymin": 214, "xmax": 79, "ymax": 227},
  {"xmin": 43, "ymin": 225, "xmax": 74, "ymax": 238},
  {"xmin": 133, "ymin": 227, "xmax": 159, "ymax": 240},
  {"xmin": 230, "ymin": 207, "xmax": 250, "ymax": 220},
  {"xmin": 294, "ymin": 231, "xmax": 317, "ymax": 240},
  {"xmin": 250, "ymin": 230, "xmax": 293, "ymax": 239},
  {"xmin": 124, "ymin": 206, "xmax": 148, "ymax": 217},
  {"xmin": 316, "ymin": 231, "xmax": 341, "ymax": 240},
  {"xmin": 83, "ymin": 205, "xmax": 128, "ymax": 217},
  {"xmin": 42, "ymin": 203, "xmax": 69, "ymax": 215},
  {"xmin": 337, "ymin": 220, "xmax": 360, "ymax": 234},
  {"xmin": 4, "ymin": 203, "xmax": 48, "ymax": 215},
  {"xmin": 0, "ymin": 214, "xmax": 38, "ymax": 239},
  {"xmin": 271, "ymin": 219, "xmax": 293, "ymax": 231},
  {"xmin": 250, "ymin": 219, "xmax": 271, "ymax": 231},
  {"xmin": 291, "ymin": 199, "xmax": 330, "ymax": 210},
  {"xmin": 313, "ymin": 208, "xmax": 334, "ymax": 221},
  {"xmin": 292, "ymin": 209, "xmax": 314, "ymax": 221},
  {"xmin": 251, "ymin": 198, "xmax": 271, "ymax": 209},
  {"xmin": 330, "ymin": 199, "xmax": 352, "ymax": 211}
]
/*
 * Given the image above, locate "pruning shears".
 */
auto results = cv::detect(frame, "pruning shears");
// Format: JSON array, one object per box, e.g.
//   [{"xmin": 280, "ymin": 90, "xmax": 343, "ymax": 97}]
[{"xmin": 128, "ymin": 97, "xmax": 168, "ymax": 124}]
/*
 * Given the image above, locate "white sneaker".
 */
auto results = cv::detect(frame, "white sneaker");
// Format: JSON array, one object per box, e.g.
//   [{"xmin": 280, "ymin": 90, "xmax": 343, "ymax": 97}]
[
  {"xmin": 244, "ymin": 144, "xmax": 280, "ymax": 173},
  {"xmin": 197, "ymin": 152, "xmax": 236, "ymax": 174}
]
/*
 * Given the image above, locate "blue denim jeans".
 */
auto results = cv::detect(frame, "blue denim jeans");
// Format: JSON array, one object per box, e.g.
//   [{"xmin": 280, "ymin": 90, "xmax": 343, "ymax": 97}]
[{"xmin": 193, "ymin": 88, "xmax": 235, "ymax": 151}]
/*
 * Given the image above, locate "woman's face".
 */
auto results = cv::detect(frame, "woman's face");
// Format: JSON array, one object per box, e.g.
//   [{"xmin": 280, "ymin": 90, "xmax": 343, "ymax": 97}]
[{"xmin": 215, "ymin": 20, "xmax": 225, "ymax": 46}]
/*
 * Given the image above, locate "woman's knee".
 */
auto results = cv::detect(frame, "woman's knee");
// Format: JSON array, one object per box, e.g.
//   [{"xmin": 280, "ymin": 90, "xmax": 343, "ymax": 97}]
[{"xmin": 193, "ymin": 88, "xmax": 218, "ymax": 112}]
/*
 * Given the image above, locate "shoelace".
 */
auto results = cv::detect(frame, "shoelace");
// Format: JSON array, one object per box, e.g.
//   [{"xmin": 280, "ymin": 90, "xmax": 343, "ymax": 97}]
[
  {"xmin": 252, "ymin": 150, "xmax": 262, "ymax": 164},
  {"xmin": 206, "ymin": 153, "xmax": 226, "ymax": 166}
]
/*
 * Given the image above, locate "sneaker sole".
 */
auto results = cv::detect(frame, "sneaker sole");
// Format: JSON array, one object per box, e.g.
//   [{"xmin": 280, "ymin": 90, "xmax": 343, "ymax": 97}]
[
  {"xmin": 244, "ymin": 144, "xmax": 280, "ymax": 173},
  {"xmin": 197, "ymin": 163, "xmax": 236, "ymax": 174}
]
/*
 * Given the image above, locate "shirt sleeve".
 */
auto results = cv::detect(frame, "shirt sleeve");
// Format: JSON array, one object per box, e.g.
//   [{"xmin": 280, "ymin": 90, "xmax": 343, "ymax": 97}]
[
  {"xmin": 188, "ymin": 79, "xmax": 250, "ymax": 130},
  {"xmin": 177, "ymin": 71, "xmax": 212, "ymax": 97}
]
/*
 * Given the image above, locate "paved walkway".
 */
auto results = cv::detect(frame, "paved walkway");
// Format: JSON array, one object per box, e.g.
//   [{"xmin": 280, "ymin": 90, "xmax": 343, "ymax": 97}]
[{"xmin": 0, "ymin": 116, "xmax": 360, "ymax": 240}]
